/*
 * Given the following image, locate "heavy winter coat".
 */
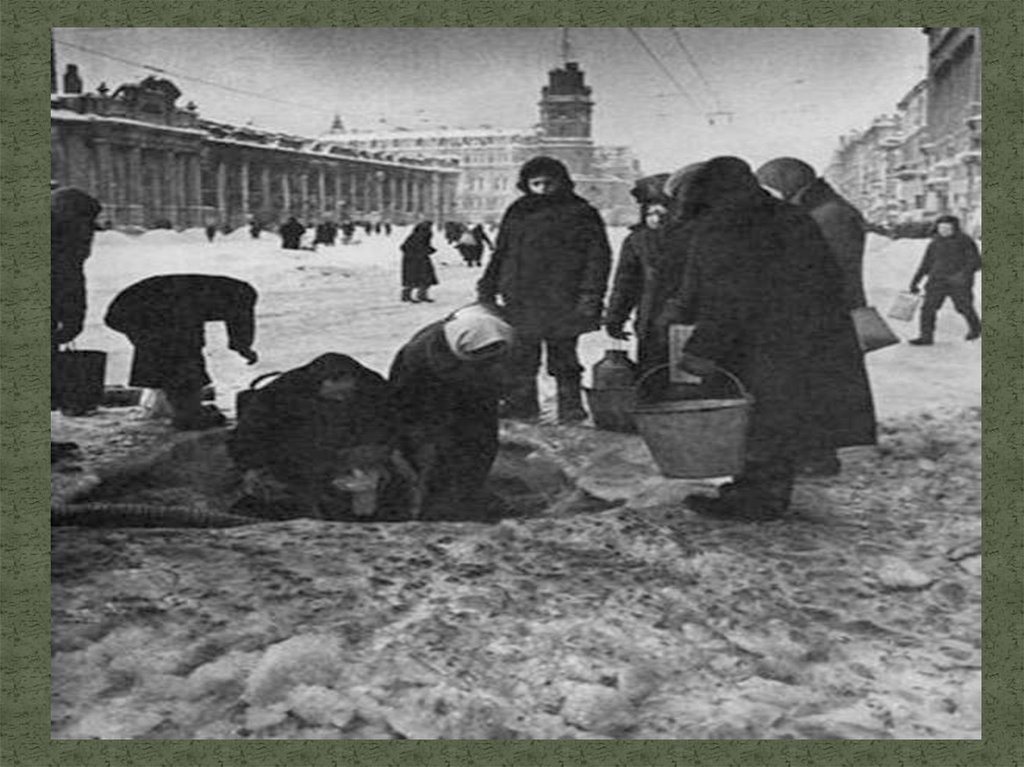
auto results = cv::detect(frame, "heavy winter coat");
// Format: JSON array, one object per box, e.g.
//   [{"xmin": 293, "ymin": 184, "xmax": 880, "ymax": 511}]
[
  {"xmin": 230, "ymin": 354, "xmax": 397, "ymax": 497},
  {"xmin": 676, "ymin": 157, "xmax": 876, "ymax": 459},
  {"xmin": 280, "ymin": 218, "xmax": 305, "ymax": 250},
  {"xmin": 604, "ymin": 225, "xmax": 675, "ymax": 370},
  {"xmin": 911, "ymin": 222, "xmax": 981, "ymax": 293},
  {"xmin": 400, "ymin": 224, "xmax": 439, "ymax": 288},
  {"xmin": 388, "ymin": 319, "xmax": 504, "ymax": 509},
  {"xmin": 793, "ymin": 178, "xmax": 869, "ymax": 310},
  {"xmin": 477, "ymin": 183, "xmax": 612, "ymax": 339},
  {"xmin": 51, "ymin": 187, "xmax": 102, "ymax": 346},
  {"xmin": 105, "ymin": 274, "xmax": 257, "ymax": 390}
]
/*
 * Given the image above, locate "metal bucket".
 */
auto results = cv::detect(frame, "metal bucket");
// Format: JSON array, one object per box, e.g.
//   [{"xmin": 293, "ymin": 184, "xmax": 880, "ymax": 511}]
[
  {"xmin": 583, "ymin": 386, "xmax": 637, "ymax": 433},
  {"xmin": 631, "ymin": 365, "xmax": 753, "ymax": 479}
]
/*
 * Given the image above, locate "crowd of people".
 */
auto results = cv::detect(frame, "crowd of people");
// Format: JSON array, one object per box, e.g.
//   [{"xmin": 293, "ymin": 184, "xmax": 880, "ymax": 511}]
[{"xmin": 50, "ymin": 149, "xmax": 982, "ymax": 523}]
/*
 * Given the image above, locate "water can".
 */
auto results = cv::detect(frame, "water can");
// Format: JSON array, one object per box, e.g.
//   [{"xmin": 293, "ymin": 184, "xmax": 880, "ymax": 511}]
[
  {"xmin": 585, "ymin": 349, "xmax": 638, "ymax": 433},
  {"xmin": 631, "ymin": 364, "xmax": 753, "ymax": 479},
  {"xmin": 887, "ymin": 292, "xmax": 922, "ymax": 322}
]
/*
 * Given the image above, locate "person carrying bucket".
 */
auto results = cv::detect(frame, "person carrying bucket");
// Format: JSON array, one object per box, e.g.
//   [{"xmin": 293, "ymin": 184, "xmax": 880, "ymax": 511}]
[{"xmin": 670, "ymin": 157, "xmax": 876, "ymax": 521}]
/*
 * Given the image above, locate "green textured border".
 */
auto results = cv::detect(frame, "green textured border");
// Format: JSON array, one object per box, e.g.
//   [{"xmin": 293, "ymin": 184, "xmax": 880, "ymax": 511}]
[{"xmin": 2, "ymin": 1, "xmax": 1021, "ymax": 765}]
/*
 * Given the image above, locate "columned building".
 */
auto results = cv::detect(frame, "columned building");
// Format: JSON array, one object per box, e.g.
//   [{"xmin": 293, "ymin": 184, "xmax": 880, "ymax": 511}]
[
  {"xmin": 51, "ymin": 74, "xmax": 458, "ymax": 230},
  {"xmin": 316, "ymin": 60, "xmax": 640, "ymax": 225}
]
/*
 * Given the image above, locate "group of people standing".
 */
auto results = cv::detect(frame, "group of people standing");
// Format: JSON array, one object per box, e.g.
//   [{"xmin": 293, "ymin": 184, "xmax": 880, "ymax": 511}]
[{"xmin": 51, "ymin": 147, "xmax": 982, "ymax": 523}]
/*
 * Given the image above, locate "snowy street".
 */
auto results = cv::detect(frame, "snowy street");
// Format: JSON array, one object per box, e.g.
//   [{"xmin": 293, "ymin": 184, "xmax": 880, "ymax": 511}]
[{"xmin": 50, "ymin": 224, "xmax": 982, "ymax": 740}]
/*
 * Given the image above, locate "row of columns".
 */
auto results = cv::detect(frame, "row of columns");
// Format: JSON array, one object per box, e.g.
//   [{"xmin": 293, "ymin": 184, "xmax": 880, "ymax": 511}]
[{"xmin": 51, "ymin": 123, "xmax": 457, "ymax": 230}]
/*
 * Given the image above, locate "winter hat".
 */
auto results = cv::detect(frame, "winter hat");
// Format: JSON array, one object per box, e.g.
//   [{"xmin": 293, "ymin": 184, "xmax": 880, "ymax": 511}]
[
  {"xmin": 754, "ymin": 157, "xmax": 817, "ymax": 201},
  {"xmin": 630, "ymin": 173, "xmax": 671, "ymax": 206},
  {"xmin": 663, "ymin": 162, "xmax": 706, "ymax": 203},
  {"xmin": 934, "ymin": 214, "xmax": 960, "ymax": 230},
  {"xmin": 443, "ymin": 304, "xmax": 515, "ymax": 361},
  {"xmin": 516, "ymin": 156, "xmax": 574, "ymax": 194}
]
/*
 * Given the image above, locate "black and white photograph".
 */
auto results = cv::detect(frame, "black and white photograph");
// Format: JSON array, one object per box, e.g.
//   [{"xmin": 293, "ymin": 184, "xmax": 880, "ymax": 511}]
[{"xmin": 50, "ymin": 27, "xmax": 982, "ymax": 740}]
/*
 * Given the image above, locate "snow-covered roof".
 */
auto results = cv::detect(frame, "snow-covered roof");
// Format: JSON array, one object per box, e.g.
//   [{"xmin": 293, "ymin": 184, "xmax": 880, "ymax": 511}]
[{"xmin": 318, "ymin": 126, "xmax": 538, "ymax": 143}]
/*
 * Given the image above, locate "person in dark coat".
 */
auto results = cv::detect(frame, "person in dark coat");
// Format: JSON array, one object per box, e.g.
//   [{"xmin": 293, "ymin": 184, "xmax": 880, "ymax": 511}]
[
  {"xmin": 455, "ymin": 223, "xmax": 493, "ymax": 267},
  {"xmin": 248, "ymin": 219, "xmax": 261, "ymax": 239},
  {"xmin": 279, "ymin": 217, "xmax": 306, "ymax": 250},
  {"xmin": 340, "ymin": 220, "xmax": 356, "ymax": 244},
  {"xmin": 907, "ymin": 214, "xmax": 982, "ymax": 345},
  {"xmin": 477, "ymin": 156, "xmax": 612, "ymax": 423},
  {"xmin": 51, "ymin": 186, "xmax": 102, "ymax": 458},
  {"xmin": 672, "ymin": 157, "xmax": 876, "ymax": 520},
  {"xmin": 314, "ymin": 221, "xmax": 338, "ymax": 247},
  {"xmin": 755, "ymin": 157, "xmax": 873, "ymax": 476},
  {"xmin": 388, "ymin": 303, "xmax": 515, "ymax": 518},
  {"xmin": 400, "ymin": 221, "xmax": 439, "ymax": 303},
  {"xmin": 229, "ymin": 353, "xmax": 413, "ymax": 520},
  {"xmin": 755, "ymin": 157, "xmax": 869, "ymax": 311},
  {"xmin": 604, "ymin": 173, "xmax": 674, "ymax": 374},
  {"xmin": 105, "ymin": 274, "xmax": 259, "ymax": 430}
]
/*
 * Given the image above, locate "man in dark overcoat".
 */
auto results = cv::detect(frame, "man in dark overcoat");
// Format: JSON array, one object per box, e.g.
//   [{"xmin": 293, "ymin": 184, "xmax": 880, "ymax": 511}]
[
  {"xmin": 674, "ymin": 157, "xmax": 876, "ymax": 520},
  {"xmin": 105, "ymin": 274, "xmax": 259, "ymax": 430},
  {"xmin": 279, "ymin": 217, "xmax": 306, "ymax": 250},
  {"xmin": 755, "ymin": 156, "xmax": 874, "ymax": 475},
  {"xmin": 908, "ymin": 214, "xmax": 982, "ymax": 345},
  {"xmin": 477, "ymin": 156, "xmax": 612, "ymax": 423}
]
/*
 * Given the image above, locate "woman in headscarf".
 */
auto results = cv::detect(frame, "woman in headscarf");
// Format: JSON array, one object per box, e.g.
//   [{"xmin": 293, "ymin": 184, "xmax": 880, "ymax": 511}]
[
  {"xmin": 673, "ymin": 157, "xmax": 876, "ymax": 520},
  {"xmin": 388, "ymin": 303, "xmax": 515, "ymax": 517},
  {"xmin": 477, "ymin": 156, "xmax": 612, "ymax": 423},
  {"xmin": 229, "ymin": 353, "xmax": 411, "ymax": 520},
  {"xmin": 400, "ymin": 221, "xmax": 439, "ymax": 303}
]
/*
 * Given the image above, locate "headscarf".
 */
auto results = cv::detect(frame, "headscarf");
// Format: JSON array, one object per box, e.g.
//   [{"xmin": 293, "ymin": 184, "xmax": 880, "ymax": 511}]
[
  {"xmin": 934, "ymin": 214, "xmax": 961, "ymax": 233},
  {"xmin": 402, "ymin": 221, "xmax": 434, "ymax": 251},
  {"xmin": 754, "ymin": 157, "xmax": 817, "ymax": 201},
  {"xmin": 442, "ymin": 303, "xmax": 515, "ymax": 361},
  {"xmin": 684, "ymin": 156, "xmax": 766, "ymax": 211},
  {"xmin": 663, "ymin": 162, "xmax": 706, "ymax": 222},
  {"xmin": 516, "ymin": 156, "xmax": 575, "ymax": 195}
]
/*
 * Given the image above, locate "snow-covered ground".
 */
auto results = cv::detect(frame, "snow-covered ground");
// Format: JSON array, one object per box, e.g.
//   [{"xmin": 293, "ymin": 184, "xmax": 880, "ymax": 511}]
[{"xmin": 73, "ymin": 225, "xmax": 981, "ymax": 420}]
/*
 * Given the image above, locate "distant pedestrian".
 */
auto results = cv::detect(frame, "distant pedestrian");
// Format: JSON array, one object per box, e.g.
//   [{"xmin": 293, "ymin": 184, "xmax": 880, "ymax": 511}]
[
  {"xmin": 340, "ymin": 221, "xmax": 356, "ymax": 244},
  {"xmin": 204, "ymin": 223, "xmax": 217, "ymax": 243},
  {"xmin": 908, "ymin": 214, "xmax": 982, "ymax": 345},
  {"xmin": 388, "ymin": 303, "xmax": 515, "ymax": 518},
  {"xmin": 400, "ymin": 221, "xmax": 439, "ymax": 303},
  {"xmin": 248, "ymin": 219, "xmax": 261, "ymax": 239},
  {"xmin": 314, "ymin": 221, "xmax": 338, "ymax": 247},
  {"xmin": 279, "ymin": 217, "xmax": 305, "ymax": 250},
  {"xmin": 477, "ymin": 155, "xmax": 612, "ymax": 423},
  {"xmin": 455, "ymin": 223, "xmax": 492, "ymax": 267},
  {"xmin": 105, "ymin": 274, "xmax": 258, "ymax": 430}
]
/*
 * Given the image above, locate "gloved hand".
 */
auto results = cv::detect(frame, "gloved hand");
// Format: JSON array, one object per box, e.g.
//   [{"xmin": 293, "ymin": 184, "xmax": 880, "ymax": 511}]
[
  {"xmin": 678, "ymin": 351, "xmax": 716, "ymax": 377},
  {"xmin": 909, "ymin": 285, "xmax": 921, "ymax": 295},
  {"xmin": 605, "ymin": 322, "xmax": 631, "ymax": 341}
]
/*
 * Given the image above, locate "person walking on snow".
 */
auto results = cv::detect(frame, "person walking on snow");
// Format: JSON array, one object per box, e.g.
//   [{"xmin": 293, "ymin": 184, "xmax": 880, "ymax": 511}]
[
  {"xmin": 400, "ymin": 221, "xmax": 439, "ymax": 303},
  {"xmin": 477, "ymin": 156, "xmax": 612, "ymax": 424},
  {"xmin": 907, "ymin": 214, "xmax": 982, "ymax": 345}
]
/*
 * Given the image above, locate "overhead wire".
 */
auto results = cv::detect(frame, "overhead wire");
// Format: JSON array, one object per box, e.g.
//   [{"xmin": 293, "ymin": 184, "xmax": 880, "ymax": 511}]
[{"xmin": 623, "ymin": 28, "xmax": 703, "ymax": 113}]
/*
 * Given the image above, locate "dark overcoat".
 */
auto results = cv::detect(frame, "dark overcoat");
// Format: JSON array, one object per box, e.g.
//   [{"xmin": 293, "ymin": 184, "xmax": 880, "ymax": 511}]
[
  {"xmin": 388, "ymin": 320, "xmax": 503, "ymax": 509},
  {"xmin": 105, "ymin": 274, "xmax": 257, "ymax": 390},
  {"xmin": 477, "ymin": 192, "xmax": 611, "ymax": 338},
  {"xmin": 400, "ymin": 226, "xmax": 439, "ymax": 288},
  {"xmin": 794, "ymin": 178, "xmax": 868, "ymax": 310},
  {"xmin": 604, "ymin": 225, "xmax": 676, "ymax": 370},
  {"xmin": 677, "ymin": 158, "xmax": 876, "ymax": 459},
  {"xmin": 280, "ymin": 219, "xmax": 305, "ymax": 250}
]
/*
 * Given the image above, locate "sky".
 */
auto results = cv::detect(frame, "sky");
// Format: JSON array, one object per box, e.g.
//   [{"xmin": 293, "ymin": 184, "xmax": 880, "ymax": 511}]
[{"xmin": 52, "ymin": 27, "xmax": 928, "ymax": 176}]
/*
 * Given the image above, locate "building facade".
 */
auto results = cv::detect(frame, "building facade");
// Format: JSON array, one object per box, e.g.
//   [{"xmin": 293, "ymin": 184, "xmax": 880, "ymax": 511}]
[
  {"xmin": 51, "ymin": 72, "xmax": 459, "ymax": 231},
  {"xmin": 825, "ymin": 27, "xmax": 981, "ymax": 237},
  {"xmin": 316, "ymin": 61, "xmax": 641, "ymax": 226}
]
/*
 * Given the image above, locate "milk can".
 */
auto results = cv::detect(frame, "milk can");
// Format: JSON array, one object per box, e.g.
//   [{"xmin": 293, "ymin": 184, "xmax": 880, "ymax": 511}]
[{"xmin": 584, "ymin": 349, "xmax": 638, "ymax": 432}]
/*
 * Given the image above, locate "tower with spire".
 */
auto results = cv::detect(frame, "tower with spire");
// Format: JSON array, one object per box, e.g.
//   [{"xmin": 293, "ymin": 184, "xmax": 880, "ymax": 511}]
[{"xmin": 537, "ymin": 28, "xmax": 594, "ymax": 175}]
